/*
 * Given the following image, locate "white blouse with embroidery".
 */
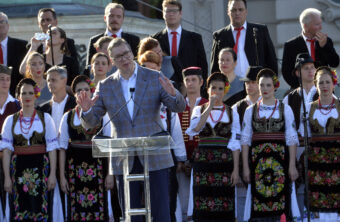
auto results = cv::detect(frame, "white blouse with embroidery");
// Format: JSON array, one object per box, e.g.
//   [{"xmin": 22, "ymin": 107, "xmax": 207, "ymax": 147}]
[
  {"xmin": 185, "ymin": 105, "xmax": 241, "ymax": 151},
  {"xmin": 59, "ymin": 111, "xmax": 111, "ymax": 150},
  {"xmin": 241, "ymin": 100, "xmax": 299, "ymax": 147},
  {"xmin": 0, "ymin": 112, "xmax": 59, "ymax": 152}
]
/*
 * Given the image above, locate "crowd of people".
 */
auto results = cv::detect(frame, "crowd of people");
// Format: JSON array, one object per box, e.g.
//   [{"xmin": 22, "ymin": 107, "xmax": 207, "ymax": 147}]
[{"xmin": 0, "ymin": 0, "xmax": 339, "ymax": 221}]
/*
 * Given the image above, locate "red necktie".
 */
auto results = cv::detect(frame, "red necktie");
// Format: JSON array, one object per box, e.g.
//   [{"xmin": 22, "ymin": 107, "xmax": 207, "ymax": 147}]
[
  {"xmin": 233, "ymin": 27, "xmax": 244, "ymax": 54},
  {"xmin": 112, "ymin": 34, "xmax": 117, "ymax": 38},
  {"xmin": 171, "ymin": 31, "xmax": 177, "ymax": 56},
  {"xmin": 0, "ymin": 44, "xmax": 3, "ymax": 64},
  {"xmin": 307, "ymin": 39, "xmax": 315, "ymax": 61}
]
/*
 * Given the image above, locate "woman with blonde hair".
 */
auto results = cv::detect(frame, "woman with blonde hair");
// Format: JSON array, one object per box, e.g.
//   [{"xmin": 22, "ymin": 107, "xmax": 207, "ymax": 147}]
[{"xmin": 24, "ymin": 52, "xmax": 51, "ymax": 105}]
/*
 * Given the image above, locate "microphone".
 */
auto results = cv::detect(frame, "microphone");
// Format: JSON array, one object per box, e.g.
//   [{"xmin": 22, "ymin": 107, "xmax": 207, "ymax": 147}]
[
  {"xmin": 48, "ymin": 24, "xmax": 54, "ymax": 66},
  {"xmin": 129, "ymin": 88, "xmax": 168, "ymax": 136},
  {"xmin": 253, "ymin": 27, "xmax": 259, "ymax": 66},
  {"xmin": 94, "ymin": 88, "xmax": 135, "ymax": 138}
]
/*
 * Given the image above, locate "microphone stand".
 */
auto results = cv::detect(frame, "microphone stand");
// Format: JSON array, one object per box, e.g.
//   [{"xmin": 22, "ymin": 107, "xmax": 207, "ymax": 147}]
[
  {"xmin": 48, "ymin": 25, "xmax": 55, "ymax": 66},
  {"xmin": 253, "ymin": 28, "xmax": 259, "ymax": 66},
  {"xmin": 298, "ymin": 61, "xmax": 311, "ymax": 222}
]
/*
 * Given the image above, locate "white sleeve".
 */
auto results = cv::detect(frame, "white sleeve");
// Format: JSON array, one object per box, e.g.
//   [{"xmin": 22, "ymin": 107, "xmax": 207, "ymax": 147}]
[
  {"xmin": 185, "ymin": 106, "xmax": 202, "ymax": 136},
  {"xmin": 171, "ymin": 113, "xmax": 187, "ymax": 162},
  {"xmin": 227, "ymin": 108, "xmax": 241, "ymax": 151},
  {"xmin": 241, "ymin": 106, "xmax": 253, "ymax": 146},
  {"xmin": 44, "ymin": 113, "xmax": 60, "ymax": 152},
  {"xmin": 282, "ymin": 95, "xmax": 288, "ymax": 105},
  {"xmin": 102, "ymin": 113, "xmax": 111, "ymax": 137},
  {"xmin": 0, "ymin": 115, "xmax": 14, "ymax": 151},
  {"xmin": 298, "ymin": 103, "xmax": 311, "ymax": 138},
  {"xmin": 284, "ymin": 104, "xmax": 300, "ymax": 147},
  {"xmin": 58, "ymin": 113, "xmax": 70, "ymax": 150}
]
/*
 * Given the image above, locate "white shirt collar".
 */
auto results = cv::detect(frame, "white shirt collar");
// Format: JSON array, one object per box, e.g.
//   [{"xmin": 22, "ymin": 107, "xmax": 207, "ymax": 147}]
[
  {"xmin": 119, "ymin": 62, "xmax": 138, "ymax": 81},
  {"xmin": 167, "ymin": 25, "xmax": 182, "ymax": 36},
  {"xmin": 0, "ymin": 36, "xmax": 8, "ymax": 47},
  {"xmin": 0, "ymin": 93, "xmax": 15, "ymax": 115},
  {"xmin": 106, "ymin": 28, "xmax": 122, "ymax": 37},
  {"xmin": 185, "ymin": 96, "xmax": 202, "ymax": 106},
  {"xmin": 52, "ymin": 94, "xmax": 68, "ymax": 105},
  {"xmin": 245, "ymin": 95, "xmax": 261, "ymax": 105},
  {"xmin": 231, "ymin": 22, "xmax": 247, "ymax": 31}
]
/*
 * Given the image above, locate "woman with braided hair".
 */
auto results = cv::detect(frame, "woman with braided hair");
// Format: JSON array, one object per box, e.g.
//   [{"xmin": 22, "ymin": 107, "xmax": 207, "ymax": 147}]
[{"xmin": 186, "ymin": 72, "xmax": 241, "ymax": 221}]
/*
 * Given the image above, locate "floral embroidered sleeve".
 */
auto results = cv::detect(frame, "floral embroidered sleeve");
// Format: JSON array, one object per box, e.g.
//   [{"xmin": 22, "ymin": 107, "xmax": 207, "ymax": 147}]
[
  {"xmin": 44, "ymin": 113, "xmax": 60, "ymax": 152},
  {"xmin": 0, "ymin": 115, "xmax": 14, "ymax": 151},
  {"xmin": 227, "ymin": 109, "xmax": 241, "ymax": 151},
  {"xmin": 185, "ymin": 106, "xmax": 202, "ymax": 136},
  {"xmin": 241, "ymin": 106, "xmax": 253, "ymax": 146},
  {"xmin": 284, "ymin": 104, "xmax": 299, "ymax": 147}
]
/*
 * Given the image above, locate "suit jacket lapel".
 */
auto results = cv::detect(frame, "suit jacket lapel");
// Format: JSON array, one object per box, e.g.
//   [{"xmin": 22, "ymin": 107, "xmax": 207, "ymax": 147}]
[
  {"xmin": 178, "ymin": 29, "xmax": 187, "ymax": 57},
  {"xmin": 225, "ymin": 25, "xmax": 235, "ymax": 46},
  {"xmin": 111, "ymin": 72, "xmax": 131, "ymax": 120},
  {"xmin": 298, "ymin": 35, "xmax": 309, "ymax": 52},
  {"xmin": 64, "ymin": 96, "xmax": 76, "ymax": 113},
  {"xmin": 244, "ymin": 23, "xmax": 255, "ymax": 64},
  {"xmin": 7, "ymin": 37, "xmax": 13, "ymax": 65},
  {"xmin": 160, "ymin": 29, "xmax": 170, "ymax": 55},
  {"xmin": 132, "ymin": 66, "xmax": 148, "ymax": 121}
]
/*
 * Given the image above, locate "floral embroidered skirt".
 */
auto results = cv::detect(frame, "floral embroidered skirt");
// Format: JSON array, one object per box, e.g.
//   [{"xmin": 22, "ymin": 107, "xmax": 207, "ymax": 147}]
[
  {"xmin": 10, "ymin": 153, "xmax": 51, "ymax": 222},
  {"xmin": 249, "ymin": 133, "xmax": 291, "ymax": 219},
  {"xmin": 191, "ymin": 137, "xmax": 235, "ymax": 222},
  {"xmin": 308, "ymin": 135, "xmax": 340, "ymax": 212},
  {"xmin": 66, "ymin": 145, "xmax": 108, "ymax": 221}
]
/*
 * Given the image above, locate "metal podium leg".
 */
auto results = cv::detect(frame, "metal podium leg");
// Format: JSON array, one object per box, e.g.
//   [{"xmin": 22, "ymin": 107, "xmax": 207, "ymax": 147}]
[
  {"xmin": 123, "ymin": 156, "xmax": 131, "ymax": 222},
  {"xmin": 143, "ymin": 152, "xmax": 152, "ymax": 222}
]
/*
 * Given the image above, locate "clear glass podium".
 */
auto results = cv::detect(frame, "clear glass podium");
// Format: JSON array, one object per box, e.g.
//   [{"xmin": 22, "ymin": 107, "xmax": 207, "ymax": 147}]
[{"xmin": 92, "ymin": 135, "xmax": 173, "ymax": 222}]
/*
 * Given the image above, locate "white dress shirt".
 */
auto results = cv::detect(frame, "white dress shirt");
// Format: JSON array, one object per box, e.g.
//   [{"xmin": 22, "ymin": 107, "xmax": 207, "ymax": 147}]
[
  {"xmin": 231, "ymin": 22, "xmax": 249, "ymax": 78},
  {"xmin": 119, "ymin": 62, "xmax": 138, "ymax": 119},
  {"xmin": 51, "ymin": 94, "xmax": 69, "ymax": 132},
  {"xmin": 167, "ymin": 25, "xmax": 182, "ymax": 56},
  {"xmin": 106, "ymin": 28, "xmax": 122, "ymax": 38},
  {"xmin": 0, "ymin": 93, "xmax": 15, "ymax": 115},
  {"xmin": 302, "ymin": 33, "xmax": 313, "ymax": 57},
  {"xmin": 0, "ymin": 36, "xmax": 8, "ymax": 66}
]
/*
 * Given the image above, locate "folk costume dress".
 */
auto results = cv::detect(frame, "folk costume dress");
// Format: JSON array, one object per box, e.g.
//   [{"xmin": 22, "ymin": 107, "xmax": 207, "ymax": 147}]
[
  {"xmin": 241, "ymin": 100, "xmax": 300, "ymax": 221},
  {"xmin": 300, "ymin": 99, "xmax": 340, "ymax": 221},
  {"xmin": 59, "ymin": 108, "xmax": 112, "ymax": 222},
  {"xmin": 186, "ymin": 103, "xmax": 241, "ymax": 221},
  {"xmin": 0, "ymin": 110, "xmax": 61, "ymax": 222}
]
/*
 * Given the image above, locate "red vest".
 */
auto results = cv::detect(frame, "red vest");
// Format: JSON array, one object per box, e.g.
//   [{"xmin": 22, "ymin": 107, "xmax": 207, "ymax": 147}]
[
  {"xmin": 178, "ymin": 98, "xmax": 208, "ymax": 159},
  {"xmin": 0, "ymin": 101, "xmax": 20, "ymax": 131}
]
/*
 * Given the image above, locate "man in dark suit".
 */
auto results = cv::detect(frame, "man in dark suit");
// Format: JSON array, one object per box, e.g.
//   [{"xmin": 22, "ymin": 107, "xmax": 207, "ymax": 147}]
[
  {"xmin": 86, "ymin": 3, "xmax": 140, "ymax": 67},
  {"xmin": 210, "ymin": 0, "xmax": 277, "ymax": 78},
  {"xmin": 36, "ymin": 8, "xmax": 78, "ymax": 62},
  {"xmin": 282, "ymin": 8, "xmax": 339, "ymax": 89},
  {"xmin": 152, "ymin": 0, "xmax": 208, "ymax": 93},
  {"xmin": 0, "ymin": 12, "xmax": 27, "ymax": 96}
]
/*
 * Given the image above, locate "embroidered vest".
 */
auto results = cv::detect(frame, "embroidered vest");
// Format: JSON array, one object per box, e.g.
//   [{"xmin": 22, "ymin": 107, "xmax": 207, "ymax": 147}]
[
  {"xmin": 12, "ymin": 110, "xmax": 46, "ymax": 146},
  {"xmin": 252, "ymin": 101, "xmax": 285, "ymax": 133}
]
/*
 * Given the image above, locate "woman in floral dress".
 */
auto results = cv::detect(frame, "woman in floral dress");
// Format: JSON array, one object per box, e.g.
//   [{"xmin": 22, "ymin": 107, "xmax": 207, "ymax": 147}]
[
  {"xmin": 301, "ymin": 66, "xmax": 340, "ymax": 221},
  {"xmin": 1, "ymin": 78, "xmax": 60, "ymax": 222},
  {"xmin": 241, "ymin": 68, "xmax": 299, "ymax": 221},
  {"xmin": 58, "ymin": 75, "xmax": 113, "ymax": 221},
  {"xmin": 186, "ymin": 72, "xmax": 241, "ymax": 221}
]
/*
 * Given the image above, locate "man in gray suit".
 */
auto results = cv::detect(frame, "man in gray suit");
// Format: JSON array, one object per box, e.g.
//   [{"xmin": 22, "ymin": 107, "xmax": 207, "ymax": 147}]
[{"xmin": 78, "ymin": 38, "xmax": 185, "ymax": 222}]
